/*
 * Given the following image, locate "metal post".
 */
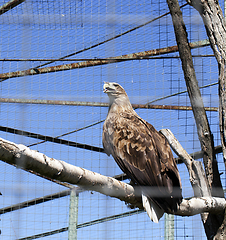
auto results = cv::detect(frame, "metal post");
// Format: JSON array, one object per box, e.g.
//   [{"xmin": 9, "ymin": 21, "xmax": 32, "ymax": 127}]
[
  {"xmin": 164, "ymin": 213, "xmax": 174, "ymax": 240},
  {"xmin": 68, "ymin": 188, "xmax": 79, "ymax": 240}
]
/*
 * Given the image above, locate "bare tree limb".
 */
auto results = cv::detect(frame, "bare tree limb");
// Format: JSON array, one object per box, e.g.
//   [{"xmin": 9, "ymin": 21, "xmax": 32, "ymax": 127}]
[
  {"xmin": 166, "ymin": 0, "xmax": 223, "ymax": 197},
  {"xmin": 176, "ymin": 197, "xmax": 226, "ymax": 216},
  {"xmin": 0, "ymin": 137, "xmax": 141, "ymax": 208},
  {"xmin": 160, "ymin": 129, "xmax": 211, "ymax": 198},
  {"xmin": 185, "ymin": 1, "xmax": 226, "ymax": 239},
  {"xmin": 187, "ymin": 0, "xmax": 226, "ymax": 176},
  {"xmin": 161, "ymin": 128, "xmax": 225, "ymax": 239},
  {"xmin": 161, "ymin": 128, "xmax": 213, "ymax": 229},
  {"xmin": 0, "ymin": 136, "xmax": 225, "ymax": 217},
  {"xmin": 166, "ymin": 0, "xmax": 225, "ymax": 238}
]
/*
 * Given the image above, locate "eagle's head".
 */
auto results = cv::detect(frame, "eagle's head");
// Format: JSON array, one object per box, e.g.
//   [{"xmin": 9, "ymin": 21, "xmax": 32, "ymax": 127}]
[
  {"xmin": 103, "ymin": 82, "xmax": 133, "ymax": 112},
  {"xmin": 103, "ymin": 82, "xmax": 127, "ymax": 96}
]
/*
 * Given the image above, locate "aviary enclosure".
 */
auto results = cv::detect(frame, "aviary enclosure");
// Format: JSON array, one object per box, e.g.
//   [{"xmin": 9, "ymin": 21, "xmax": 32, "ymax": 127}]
[{"xmin": 0, "ymin": 0, "xmax": 226, "ymax": 239}]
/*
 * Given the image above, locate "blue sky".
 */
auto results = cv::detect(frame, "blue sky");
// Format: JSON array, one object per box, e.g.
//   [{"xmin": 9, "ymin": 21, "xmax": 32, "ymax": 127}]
[{"xmin": 0, "ymin": 0, "xmax": 224, "ymax": 239}]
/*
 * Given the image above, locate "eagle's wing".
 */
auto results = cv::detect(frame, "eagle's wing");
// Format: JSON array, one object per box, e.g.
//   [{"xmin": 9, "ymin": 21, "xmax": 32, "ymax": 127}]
[
  {"xmin": 103, "ymin": 112, "xmax": 182, "ymax": 212},
  {"xmin": 143, "ymin": 118, "xmax": 182, "ymax": 189}
]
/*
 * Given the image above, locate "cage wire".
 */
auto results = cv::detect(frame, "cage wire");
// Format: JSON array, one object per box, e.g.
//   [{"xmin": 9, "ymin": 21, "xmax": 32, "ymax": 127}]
[{"xmin": 0, "ymin": 0, "xmax": 225, "ymax": 239}]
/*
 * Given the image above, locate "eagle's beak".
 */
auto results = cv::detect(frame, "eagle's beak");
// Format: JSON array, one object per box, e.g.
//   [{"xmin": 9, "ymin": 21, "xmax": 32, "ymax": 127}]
[{"xmin": 103, "ymin": 82, "xmax": 110, "ymax": 93}]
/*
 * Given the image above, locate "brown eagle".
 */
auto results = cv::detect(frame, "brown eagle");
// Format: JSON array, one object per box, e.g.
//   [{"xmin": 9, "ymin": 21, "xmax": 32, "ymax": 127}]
[{"xmin": 102, "ymin": 82, "xmax": 182, "ymax": 223}]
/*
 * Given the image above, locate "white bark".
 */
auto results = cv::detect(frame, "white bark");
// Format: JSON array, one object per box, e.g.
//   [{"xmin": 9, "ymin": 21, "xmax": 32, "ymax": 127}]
[
  {"xmin": 160, "ymin": 129, "xmax": 211, "ymax": 197},
  {"xmin": 0, "ymin": 137, "xmax": 225, "ymax": 216},
  {"xmin": 0, "ymin": 137, "xmax": 140, "ymax": 207},
  {"xmin": 176, "ymin": 197, "xmax": 226, "ymax": 216}
]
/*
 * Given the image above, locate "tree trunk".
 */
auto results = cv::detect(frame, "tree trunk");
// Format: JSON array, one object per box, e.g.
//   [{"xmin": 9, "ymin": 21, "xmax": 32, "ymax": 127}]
[
  {"xmin": 187, "ymin": 0, "xmax": 226, "ymax": 179},
  {"xmin": 186, "ymin": 1, "xmax": 226, "ymax": 238},
  {"xmin": 166, "ymin": 0, "xmax": 225, "ymax": 239}
]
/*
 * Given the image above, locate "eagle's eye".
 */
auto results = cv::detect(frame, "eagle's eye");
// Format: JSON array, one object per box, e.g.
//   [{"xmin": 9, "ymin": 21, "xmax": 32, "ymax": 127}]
[{"xmin": 113, "ymin": 83, "xmax": 118, "ymax": 87}]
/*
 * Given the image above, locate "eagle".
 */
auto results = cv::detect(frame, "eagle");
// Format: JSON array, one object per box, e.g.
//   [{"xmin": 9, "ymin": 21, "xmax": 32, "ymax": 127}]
[{"xmin": 102, "ymin": 82, "xmax": 182, "ymax": 223}]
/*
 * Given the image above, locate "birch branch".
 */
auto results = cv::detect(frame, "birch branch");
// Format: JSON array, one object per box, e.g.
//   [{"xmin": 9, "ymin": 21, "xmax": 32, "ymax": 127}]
[
  {"xmin": 0, "ymin": 137, "xmax": 141, "ymax": 208},
  {"xmin": 160, "ymin": 128, "xmax": 226, "ymax": 236},
  {"xmin": 175, "ymin": 197, "xmax": 226, "ymax": 216},
  {"xmin": 160, "ymin": 129, "xmax": 211, "ymax": 198},
  {"xmin": 0, "ymin": 137, "xmax": 225, "ymax": 216}
]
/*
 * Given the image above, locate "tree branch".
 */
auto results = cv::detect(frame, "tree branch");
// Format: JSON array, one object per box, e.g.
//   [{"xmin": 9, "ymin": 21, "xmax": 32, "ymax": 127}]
[
  {"xmin": 176, "ymin": 197, "xmax": 226, "ymax": 216},
  {"xmin": 0, "ymin": 137, "xmax": 141, "ymax": 208},
  {"xmin": 166, "ymin": 0, "xmax": 225, "ymax": 238},
  {"xmin": 0, "ymin": 136, "xmax": 225, "ymax": 217},
  {"xmin": 166, "ymin": 0, "xmax": 223, "ymax": 197},
  {"xmin": 161, "ymin": 128, "xmax": 225, "ymax": 239},
  {"xmin": 160, "ymin": 129, "xmax": 211, "ymax": 197},
  {"xmin": 187, "ymin": 0, "xmax": 226, "ymax": 174},
  {"xmin": 185, "ymin": 1, "xmax": 226, "ymax": 239}
]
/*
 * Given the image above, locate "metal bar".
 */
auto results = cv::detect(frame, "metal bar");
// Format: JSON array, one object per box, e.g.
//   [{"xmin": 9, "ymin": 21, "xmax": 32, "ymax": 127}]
[
  {"xmin": 0, "ymin": 39, "xmax": 209, "ymax": 81},
  {"xmin": 0, "ymin": 98, "xmax": 218, "ymax": 111},
  {"xmin": 0, "ymin": 54, "xmax": 215, "ymax": 61},
  {"xmin": 17, "ymin": 209, "xmax": 144, "ymax": 240},
  {"xmin": 17, "ymin": 227, "xmax": 68, "ymax": 240},
  {"xmin": 27, "ymin": 120, "xmax": 105, "ymax": 148},
  {"xmin": 0, "ymin": 81, "xmax": 218, "ymax": 150},
  {"xmin": 0, "ymin": 190, "xmax": 71, "ymax": 215},
  {"xmin": 68, "ymin": 189, "xmax": 79, "ymax": 240},
  {"xmin": 0, "ymin": 174, "xmax": 127, "ymax": 216},
  {"xmin": 0, "ymin": 58, "xmax": 154, "ymax": 61},
  {"xmin": 0, "ymin": 125, "xmax": 104, "ymax": 153},
  {"xmin": 0, "ymin": 98, "xmax": 109, "ymax": 106},
  {"xmin": 133, "ymin": 104, "xmax": 218, "ymax": 112},
  {"xmin": 0, "ymin": 0, "xmax": 25, "ymax": 15},
  {"xmin": 186, "ymin": 145, "xmax": 223, "ymax": 161},
  {"xmin": 76, "ymin": 209, "xmax": 144, "ymax": 229}
]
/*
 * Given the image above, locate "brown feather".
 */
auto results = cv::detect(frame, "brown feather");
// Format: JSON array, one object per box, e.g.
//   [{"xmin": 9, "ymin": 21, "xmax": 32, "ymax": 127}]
[{"xmin": 102, "ymin": 82, "xmax": 182, "ymax": 214}]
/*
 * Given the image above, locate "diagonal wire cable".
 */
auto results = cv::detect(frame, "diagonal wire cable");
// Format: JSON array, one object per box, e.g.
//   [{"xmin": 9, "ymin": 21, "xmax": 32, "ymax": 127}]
[
  {"xmin": 27, "ymin": 119, "xmax": 104, "ymax": 147},
  {"xmin": 17, "ymin": 209, "xmax": 144, "ymax": 240},
  {"xmin": 32, "ymin": 3, "xmax": 188, "ymax": 69},
  {"xmin": 0, "ymin": 82, "xmax": 218, "ymax": 150},
  {"xmin": 146, "ymin": 82, "xmax": 218, "ymax": 105},
  {"xmin": 0, "ymin": 125, "xmax": 104, "ymax": 152},
  {"xmin": 0, "ymin": 173, "xmax": 128, "ymax": 215}
]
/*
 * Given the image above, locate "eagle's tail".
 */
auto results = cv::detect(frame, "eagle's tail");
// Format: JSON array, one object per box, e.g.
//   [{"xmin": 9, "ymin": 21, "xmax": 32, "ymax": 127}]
[{"xmin": 142, "ymin": 193, "xmax": 164, "ymax": 223}]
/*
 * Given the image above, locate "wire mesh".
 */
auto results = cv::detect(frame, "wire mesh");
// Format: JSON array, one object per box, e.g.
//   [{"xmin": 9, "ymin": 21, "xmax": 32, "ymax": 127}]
[{"xmin": 0, "ymin": 0, "xmax": 225, "ymax": 239}]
